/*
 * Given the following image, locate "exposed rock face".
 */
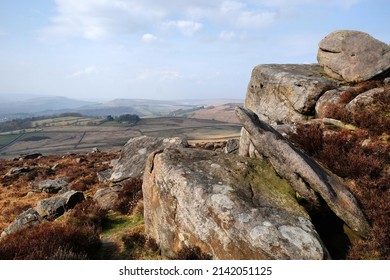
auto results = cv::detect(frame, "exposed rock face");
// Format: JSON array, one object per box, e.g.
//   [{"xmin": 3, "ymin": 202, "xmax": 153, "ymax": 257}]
[
  {"xmin": 143, "ymin": 148, "xmax": 329, "ymax": 260},
  {"xmin": 245, "ymin": 64, "xmax": 337, "ymax": 125},
  {"xmin": 235, "ymin": 107, "xmax": 370, "ymax": 237},
  {"xmin": 31, "ymin": 178, "xmax": 68, "ymax": 194},
  {"xmin": 0, "ymin": 208, "xmax": 42, "ymax": 238},
  {"xmin": 318, "ymin": 30, "xmax": 390, "ymax": 82},
  {"xmin": 110, "ymin": 136, "xmax": 188, "ymax": 183},
  {"xmin": 35, "ymin": 190, "xmax": 84, "ymax": 220}
]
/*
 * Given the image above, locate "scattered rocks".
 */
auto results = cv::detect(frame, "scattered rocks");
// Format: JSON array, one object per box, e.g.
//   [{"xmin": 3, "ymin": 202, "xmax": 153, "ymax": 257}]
[{"xmin": 318, "ymin": 30, "xmax": 390, "ymax": 82}]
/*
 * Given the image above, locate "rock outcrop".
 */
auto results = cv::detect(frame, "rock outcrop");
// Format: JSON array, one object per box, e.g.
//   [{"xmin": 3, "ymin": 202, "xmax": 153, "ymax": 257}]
[
  {"xmin": 318, "ymin": 30, "xmax": 390, "ymax": 82},
  {"xmin": 110, "ymin": 136, "xmax": 188, "ymax": 183},
  {"xmin": 244, "ymin": 64, "xmax": 337, "ymax": 125},
  {"xmin": 143, "ymin": 148, "xmax": 329, "ymax": 260},
  {"xmin": 235, "ymin": 107, "xmax": 370, "ymax": 237}
]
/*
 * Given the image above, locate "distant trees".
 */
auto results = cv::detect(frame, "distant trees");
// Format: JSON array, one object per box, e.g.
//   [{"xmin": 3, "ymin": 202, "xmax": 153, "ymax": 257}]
[
  {"xmin": 116, "ymin": 114, "xmax": 140, "ymax": 124},
  {"xmin": 105, "ymin": 114, "xmax": 140, "ymax": 125},
  {"xmin": 0, "ymin": 118, "xmax": 32, "ymax": 132}
]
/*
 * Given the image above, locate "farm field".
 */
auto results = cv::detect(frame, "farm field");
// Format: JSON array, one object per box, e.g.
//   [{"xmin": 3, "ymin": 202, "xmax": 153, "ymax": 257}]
[{"xmin": 0, "ymin": 115, "xmax": 241, "ymax": 159}]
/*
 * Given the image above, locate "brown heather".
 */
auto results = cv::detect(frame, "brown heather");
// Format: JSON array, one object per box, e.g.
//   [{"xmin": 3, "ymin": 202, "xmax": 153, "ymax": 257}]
[{"xmin": 289, "ymin": 83, "xmax": 390, "ymax": 259}]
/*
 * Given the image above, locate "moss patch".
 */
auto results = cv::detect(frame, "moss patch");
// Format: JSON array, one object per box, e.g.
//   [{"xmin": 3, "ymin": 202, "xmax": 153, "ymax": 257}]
[{"xmin": 234, "ymin": 157, "xmax": 306, "ymax": 217}]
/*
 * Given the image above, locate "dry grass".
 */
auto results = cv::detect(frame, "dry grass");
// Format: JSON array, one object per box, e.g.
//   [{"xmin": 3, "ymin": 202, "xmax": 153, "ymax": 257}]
[{"xmin": 0, "ymin": 151, "xmax": 119, "ymax": 232}]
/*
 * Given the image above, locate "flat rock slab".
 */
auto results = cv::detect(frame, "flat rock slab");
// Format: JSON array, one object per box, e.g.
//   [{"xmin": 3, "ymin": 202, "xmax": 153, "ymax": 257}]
[
  {"xmin": 318, "ymin": 30, "xmax": 390, "ymax": 82},
  {"xmin": 143, "ymin": 148, "xmax": 329, "ymax": 260}
]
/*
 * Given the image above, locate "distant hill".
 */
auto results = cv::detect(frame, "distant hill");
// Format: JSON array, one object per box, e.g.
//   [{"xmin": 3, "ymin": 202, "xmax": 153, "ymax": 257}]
[
  {"xmin": 0, "ymin": 96, "xmax": 95, "ymax": 117},
  {"xmin": 0, "ymin": 95, "xmax": 243, "ymax": 121}
]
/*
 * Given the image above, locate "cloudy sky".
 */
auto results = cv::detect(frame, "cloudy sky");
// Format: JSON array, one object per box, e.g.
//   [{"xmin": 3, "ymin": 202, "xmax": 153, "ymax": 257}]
[{"xmin": 0, "ymin": 0, "xmax": 388, "ymax": 101}]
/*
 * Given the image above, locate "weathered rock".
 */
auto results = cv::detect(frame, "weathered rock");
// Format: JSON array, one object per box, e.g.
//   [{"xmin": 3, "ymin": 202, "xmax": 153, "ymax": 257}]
[
  {"xmin": 62, "ymin": 190, "xmax": 85, "ymax": 209},
  {"xmin": 318, "ymin": 30, "xmax": 390, "ymax": 82},
  {"xmin": 235, "ymin": 107, "xmax": 370, "ymax": 237},
  {"xmin": 143, "ymin": 148, "xmax": 329, "ymax": 260},
  {"xmin": 245, "ymin": 64, "xmax": 337, "ymax": 125},
  {"xmin": 5, "ymin": 166, "xmax": 30, "ymax": 178},
  {"xmin": 19, "ymin": 153, "xmax": 43, "ymax": 160},
  {"xmin": 93, "ymin": 186, "xmax": 122, "ymax": 210},
  {"xmin": 345, "ymin": 87, "xmax": 385, "ymax": 113},
  {"xmin": 224, "ymin": 138, "xmax": 239, "ymax": 154},
  {"xmin": 35, "ymin": 190, "xmax": 84, "ymax": 220},
  {"xmin": 1, "ymin": 208, "xmax": 42, "ymax": 238},
  {"xmin": 31, "ymin": 178, "xmax": 68, "ymax": 194},
  {"xmin": 315, "ymin": 86, "xmax": 351, "ymax": 118},
  {"xmin": 97, "ymin": 169, "xmax": 112, "ymax": 183},
  {"xmin": 110, "ymin": 136, "xmax": 188, "ymax": 182}
]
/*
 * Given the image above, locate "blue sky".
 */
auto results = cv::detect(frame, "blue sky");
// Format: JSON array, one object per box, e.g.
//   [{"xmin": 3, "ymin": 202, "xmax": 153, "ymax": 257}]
[{"xmin": 0, "ymin": 0, "xmax": 388, "ymax": 101}]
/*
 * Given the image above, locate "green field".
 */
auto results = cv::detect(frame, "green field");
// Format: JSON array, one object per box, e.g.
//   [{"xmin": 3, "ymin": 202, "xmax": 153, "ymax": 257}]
[{"xmin": 0, "ymin": 134, "xmax": 20, "ymax": 148}]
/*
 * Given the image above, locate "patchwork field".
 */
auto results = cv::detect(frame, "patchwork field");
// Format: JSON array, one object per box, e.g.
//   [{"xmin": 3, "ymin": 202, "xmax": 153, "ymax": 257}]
[{"xmin": 0, "ymin": 116, "xmax": 241, "ymax": 159}]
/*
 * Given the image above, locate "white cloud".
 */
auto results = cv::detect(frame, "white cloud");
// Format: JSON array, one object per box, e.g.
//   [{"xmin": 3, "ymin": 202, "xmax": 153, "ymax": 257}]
[
  {"xmin": 164, "ymin": 20, "xmax": 203, "ymax": 36},
  {"xmin": 67, "ymin": 66, "xmax": 99, "ymax": 79},
  {"xmin": 219, "ymin": 30, "xmax": 236, "ymax": 40},
  {"xmin": 135, "ymin": 68, "xmax": 182, "ymax": 82},
  {"xmin": 40, "ymin": 0, "xmax": 361, "ymax": 42},
  {"xmin": 40, "ymin": 0, "xmax": 165, "ymax": 40},
  {"xmin": 159, "ymin": 70, "xmax": 182, "ymax": 81},
  {"xmin": 142, "ymin": 33, "xmax": 158, "ymax": 43}
]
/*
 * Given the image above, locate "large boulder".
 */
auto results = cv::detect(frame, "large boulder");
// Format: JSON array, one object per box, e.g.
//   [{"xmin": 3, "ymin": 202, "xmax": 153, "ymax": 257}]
[
  {"xmin": 0, "ymin": 208, "xmax": 42, "ymax": 238},
  {"xmin": 110, "ymin": 136, "xmax": 188, "ymax": 183},
  {"xmin": 143, "ymin": 148, "xmax": 329, "ymax": 260},
  {"xmin": 244, "ymin": 64, "xmax": 337, "ymax": 125},
  {"xmin": 318, "ymin": 30, "xmax": 390, "ymax": 82},
  {"xmin": 235, "ymin": 107, "xmax": 370, "ymax": 237}
]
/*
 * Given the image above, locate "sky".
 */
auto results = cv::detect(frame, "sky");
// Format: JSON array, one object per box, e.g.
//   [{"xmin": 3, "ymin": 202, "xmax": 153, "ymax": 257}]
[{"xmin": 0, "ymin": 0, "xmax": 388, "ymax": 102}]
